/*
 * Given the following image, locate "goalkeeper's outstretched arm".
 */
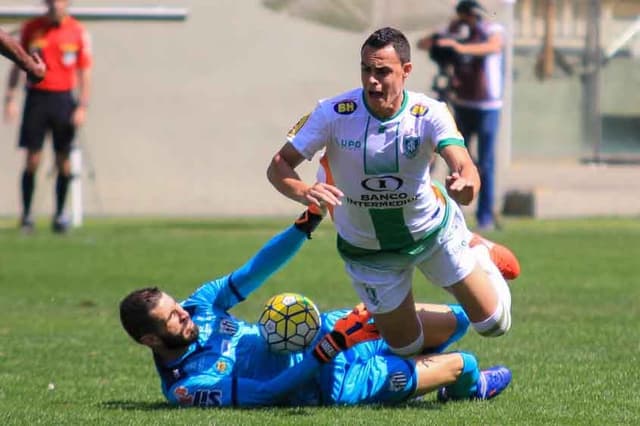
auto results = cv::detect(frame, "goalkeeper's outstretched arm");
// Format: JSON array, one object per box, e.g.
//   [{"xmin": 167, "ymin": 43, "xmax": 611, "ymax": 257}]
[{"xmin": 193, "ymin": 208, "xmax": 324, "ymax": 312}]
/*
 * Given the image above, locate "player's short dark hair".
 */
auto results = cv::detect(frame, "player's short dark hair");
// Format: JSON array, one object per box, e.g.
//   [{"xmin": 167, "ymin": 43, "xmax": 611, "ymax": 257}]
[
  {"xmin": 361, "ymin": 27, "xmax": 411, "ymax": 64},
  {"xmin": 120, "ymin": 287, "xmax": 163, "ymax": 342},
  {"xmin": 456, "ymin": 0, "xmax": 486, "ymax": 18}
]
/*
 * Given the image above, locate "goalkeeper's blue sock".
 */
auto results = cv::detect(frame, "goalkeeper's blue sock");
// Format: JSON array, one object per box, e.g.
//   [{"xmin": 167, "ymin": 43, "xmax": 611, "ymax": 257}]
[
  {"xmin": 441, "ymin": 352, "xmax": 480, "ymax": 399},
  {"xmin": 427, "ymin": 304, "xmax": 470, "ymax": 353}
]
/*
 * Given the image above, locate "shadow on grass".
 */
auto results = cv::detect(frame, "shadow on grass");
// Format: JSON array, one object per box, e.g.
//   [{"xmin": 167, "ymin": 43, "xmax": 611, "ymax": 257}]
[
  {"xmin": 103, "ymin": 218, "xmax": 293, "ymax": 233},
  {"xmin": 101, "ymin": 400, "xmax": 176, "ymax": 411},
  {"xmin": 100, "ymin": 401, "xmax": 320, "ymax": 413},
  {"xmin": 100, "ymin": 399, "xmax": 442, "ymax": 412}
]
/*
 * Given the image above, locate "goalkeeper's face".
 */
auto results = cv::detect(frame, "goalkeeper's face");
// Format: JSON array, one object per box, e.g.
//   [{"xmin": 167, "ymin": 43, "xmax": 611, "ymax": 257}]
[{"xmin": 150, "ymin": 293, "xmax": 200, "ymax": 349}]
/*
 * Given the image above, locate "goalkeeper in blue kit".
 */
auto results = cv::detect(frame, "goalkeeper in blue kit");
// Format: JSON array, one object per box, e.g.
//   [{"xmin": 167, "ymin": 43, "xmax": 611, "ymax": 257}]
[{"xmin": 119, "ymin": 208, "xmax": 513, "ymax": 407}]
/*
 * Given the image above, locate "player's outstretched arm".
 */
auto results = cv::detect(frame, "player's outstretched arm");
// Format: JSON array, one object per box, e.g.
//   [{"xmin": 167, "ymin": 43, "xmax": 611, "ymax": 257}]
[
  {"xmin": 0, "ymin": 30, "xmax": 45, "ymax": 83},
  {"xmin": 267, "ymin": 143, "xmax": 343, "ymax": 209},
  {"xmin": 440, "ymin": 145, "xmax": 480, "ymax": 205},
  {"xmin": 189, "ymin": 208, "xmax": 324, "ymax": 312},
  {"xmin": 227, "ymin": 207, "xmax": 324, "ymax": 293}
]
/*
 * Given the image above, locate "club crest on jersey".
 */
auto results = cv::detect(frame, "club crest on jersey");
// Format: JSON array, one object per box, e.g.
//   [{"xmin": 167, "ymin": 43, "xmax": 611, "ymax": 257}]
[
  {"xmin": 410, "ymin": 103, "xmax": 428, "ymax": 117},
  {"xmin": 61, "ymin": 44, "xmax": 79, "ymax": 66},
  {"xmin": 287, "ymin": 113, "xmax": 310, "ymax": 138},
  {"xmin": 333, "ymin": 100, "xmax": 357, "ymax": 115},
  {"xmin": 402, "ymin": 136, "xmax": 421, "ymax": 159},
  {"xmin": 215, "ymin": 360, "xmax": 229, "ymax": 374}
]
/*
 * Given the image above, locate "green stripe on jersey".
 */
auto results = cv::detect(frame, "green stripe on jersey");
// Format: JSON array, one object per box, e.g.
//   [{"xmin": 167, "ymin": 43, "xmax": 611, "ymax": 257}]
[
  {"xmin": 436, "ymin": 138, "xmax": 465, "ymax": 153},
  {"xmin": 369, "ymin": 208, "xmax": 414, "ymax": 250},
  {"xmin": 363, "ymin": 118, "xmax": 399, "ymax": 174}
]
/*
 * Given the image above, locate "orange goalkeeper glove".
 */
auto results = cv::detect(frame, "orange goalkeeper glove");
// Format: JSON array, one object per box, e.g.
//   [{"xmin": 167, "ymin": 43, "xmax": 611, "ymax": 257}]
[
  {"xmin": 294, "ymin": 204, "xmax": 324, "ymax": 239},
  {"xmin": 313, "ymin": 304, "xmax": 379, "ymax": 363}
]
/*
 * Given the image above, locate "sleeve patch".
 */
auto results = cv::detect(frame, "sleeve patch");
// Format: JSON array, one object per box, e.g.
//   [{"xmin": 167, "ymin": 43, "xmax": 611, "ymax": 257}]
[{"xmin": 287, "ymin": 113, "xmax": 310, "ymax": 138}]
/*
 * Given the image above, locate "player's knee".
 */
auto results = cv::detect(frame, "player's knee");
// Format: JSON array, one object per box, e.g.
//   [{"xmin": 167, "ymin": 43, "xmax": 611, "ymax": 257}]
[
  {"xmin": 471, "ymin": 299, "xmax": 511, "ymax": 337},
  {"xmin": 388, "ymin": 320, "xmax": 424, "ymax": 357}
]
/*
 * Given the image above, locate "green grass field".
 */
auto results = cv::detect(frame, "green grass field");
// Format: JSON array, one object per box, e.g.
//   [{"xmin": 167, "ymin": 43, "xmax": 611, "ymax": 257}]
[{"xmin": 1, "ymin": 217, "xmax": 639, "ymax": 425}]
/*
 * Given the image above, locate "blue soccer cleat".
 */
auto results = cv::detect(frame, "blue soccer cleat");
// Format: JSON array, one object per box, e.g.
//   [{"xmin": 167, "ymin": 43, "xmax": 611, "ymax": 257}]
[
  {"xmin": 474, "ymin": 365, "xmax": 512, "ymax": 400},
  {"xmin": 437, "ymin": 365, "xmax": 512, "ymax": 402}
]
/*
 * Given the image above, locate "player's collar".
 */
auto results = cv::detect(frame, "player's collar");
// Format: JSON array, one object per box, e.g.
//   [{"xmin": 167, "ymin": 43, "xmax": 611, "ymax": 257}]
[
  {"xmin": 361, "ymin": 89, "xmax": 408, "ymax": 123},
  {"xmin": 45, "ymin": 14, "xmax": 70, "ymax": 28}
]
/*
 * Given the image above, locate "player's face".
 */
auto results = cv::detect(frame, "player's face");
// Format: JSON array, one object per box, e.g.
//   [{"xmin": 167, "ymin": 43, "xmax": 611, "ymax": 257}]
[
  {"xmin": 45, "ymin": 0, "xmax": 69, "ymax": 21},
  {"xmin": 361, "ymin": 44, "xmax": 412, "ymax": 119},
  {"xmin": 150, "ymin": 293, "xmax": 199, "ymax": 349},
  {"xmin": 457, "ymin": 12, "xmax": 478, "ymax": 27}
]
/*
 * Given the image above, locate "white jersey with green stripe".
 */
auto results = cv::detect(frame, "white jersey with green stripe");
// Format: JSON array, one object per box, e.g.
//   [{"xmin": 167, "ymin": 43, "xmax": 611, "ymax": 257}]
[{"xmin": 288, "ymin": 88, "xmax": 465, "ymax": 251}]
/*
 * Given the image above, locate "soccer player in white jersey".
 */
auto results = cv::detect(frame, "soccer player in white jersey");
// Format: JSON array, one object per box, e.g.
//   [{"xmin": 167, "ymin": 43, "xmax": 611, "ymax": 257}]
[{"xmin": 267, "ymin": 27, "xmax": 513, "ymax": 358}]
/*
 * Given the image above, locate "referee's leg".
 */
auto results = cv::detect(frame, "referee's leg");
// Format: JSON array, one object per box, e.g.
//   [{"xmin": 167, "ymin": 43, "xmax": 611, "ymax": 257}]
[
  {"xmin": 50, "ymin": 91, "xmax": 77, "ymax": 232},
  {"xmin": 18, "ymin": 90, "xmax": 48, "ymax": 230}
]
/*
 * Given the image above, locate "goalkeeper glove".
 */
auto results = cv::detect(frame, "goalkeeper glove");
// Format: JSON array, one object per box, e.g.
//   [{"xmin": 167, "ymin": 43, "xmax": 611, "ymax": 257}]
[
  {"xmin": 313, "ymin": 304, "xmax": 379, "ymax": 363},
  {"xmin": 294, "ymin": 204, "xmax": 324, "ymax": 239}
]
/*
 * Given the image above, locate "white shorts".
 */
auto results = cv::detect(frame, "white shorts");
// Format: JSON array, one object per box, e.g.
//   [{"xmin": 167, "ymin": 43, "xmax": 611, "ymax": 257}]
[{"xmin": 347, "ymin": 202, "xmax": 476, "ymax": 314}]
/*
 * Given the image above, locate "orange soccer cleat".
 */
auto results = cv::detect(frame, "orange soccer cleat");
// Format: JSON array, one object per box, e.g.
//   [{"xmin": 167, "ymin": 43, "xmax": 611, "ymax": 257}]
[{"xmin": 470, "ymin": 234, "xmax": 521, "ymax": 280}]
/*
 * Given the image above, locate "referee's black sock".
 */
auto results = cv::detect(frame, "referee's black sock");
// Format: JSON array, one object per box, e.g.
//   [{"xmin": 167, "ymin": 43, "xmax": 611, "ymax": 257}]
[
  {"xmin": 21, "ymin": 170, "xmax": 35, "ymax": 218},
  {"xmin": 55, "ymin": 173, "xmax": 71, "ymax": 217}
]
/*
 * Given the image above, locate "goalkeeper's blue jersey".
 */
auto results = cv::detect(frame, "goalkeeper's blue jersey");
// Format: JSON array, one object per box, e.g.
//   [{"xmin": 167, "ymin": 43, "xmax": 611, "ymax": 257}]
[
  {"xmin": 153, "ymin": 224, "xmax": 470, "ymax": 407},
  {"xmin": 154, "ymin": 224, "xmax": 331, "ymax": 407},
  {"xmin": 156, "ymin": 284, "xmax": 335, "ymax": 407}
]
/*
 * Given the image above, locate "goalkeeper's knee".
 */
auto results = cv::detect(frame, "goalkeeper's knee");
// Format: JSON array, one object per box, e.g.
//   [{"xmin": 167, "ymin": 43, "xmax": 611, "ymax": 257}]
[{"xmin": 471, "ymin": 298, "xmax": 511, "ymax": 337}]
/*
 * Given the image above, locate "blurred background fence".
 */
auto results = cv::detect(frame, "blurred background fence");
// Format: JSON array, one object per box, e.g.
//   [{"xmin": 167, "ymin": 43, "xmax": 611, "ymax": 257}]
[{"xmin": 0, "ymin": 0, "xmax": 638, "ymax": 219}]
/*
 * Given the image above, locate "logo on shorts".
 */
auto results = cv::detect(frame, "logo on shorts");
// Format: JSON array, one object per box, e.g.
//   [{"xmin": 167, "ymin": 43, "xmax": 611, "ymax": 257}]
[
  {"xmin": 389, "ymin": 371, "xmax": 408, "ymax": 392},
  {"xmin": 364, "ymin": 285, "xmax": 379, "ymax": 306},
  {"xmin": 333, "ymin": 100, "xmax": 357, "ymax": 115}
]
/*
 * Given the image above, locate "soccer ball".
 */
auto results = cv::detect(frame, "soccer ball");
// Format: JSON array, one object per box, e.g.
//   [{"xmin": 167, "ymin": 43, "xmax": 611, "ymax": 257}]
[{"xmin": 258, "ymin": 293, "xmax": 322, "ymax": 353}]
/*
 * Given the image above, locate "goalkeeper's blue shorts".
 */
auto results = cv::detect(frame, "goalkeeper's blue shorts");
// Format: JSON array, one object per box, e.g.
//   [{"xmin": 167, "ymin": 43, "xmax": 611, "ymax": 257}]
[{"xmin": 319, "ymin": 339, "xmax": 418, "ymax": 405}]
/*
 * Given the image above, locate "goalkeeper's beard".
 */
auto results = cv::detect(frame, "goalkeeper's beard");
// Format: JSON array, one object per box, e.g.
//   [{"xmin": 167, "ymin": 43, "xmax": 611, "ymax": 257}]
[{"xmin": 159, "ymin": 324, "xmax": 200, "ymax": 349}]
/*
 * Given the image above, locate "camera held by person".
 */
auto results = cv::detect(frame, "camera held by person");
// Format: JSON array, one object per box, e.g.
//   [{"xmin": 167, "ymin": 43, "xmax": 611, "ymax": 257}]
[{"xmin": 418, "ymin": 9, "xmax": 474, "ymax": 101}]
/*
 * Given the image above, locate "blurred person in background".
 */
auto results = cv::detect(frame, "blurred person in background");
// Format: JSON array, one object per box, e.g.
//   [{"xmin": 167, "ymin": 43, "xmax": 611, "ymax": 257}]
[
  {"xmin": 4, "ymin": 0, "xmax": 92, "ymax": 233},
  {"xmin": 417, "ymin": 0, "xmax": 505, "ymax": 231}
]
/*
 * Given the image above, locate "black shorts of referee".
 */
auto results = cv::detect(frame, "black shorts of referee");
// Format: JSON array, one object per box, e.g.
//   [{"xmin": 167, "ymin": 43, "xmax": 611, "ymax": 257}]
[{"xmin": 18, "ymin": 88, "xmax": 77, "ymax": 155}]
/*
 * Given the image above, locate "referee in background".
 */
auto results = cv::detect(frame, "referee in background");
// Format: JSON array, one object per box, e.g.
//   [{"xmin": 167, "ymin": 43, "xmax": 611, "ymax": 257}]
[{"xmin": 4, "ymin": 0, "xmax": 92, "ymax": 233}]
